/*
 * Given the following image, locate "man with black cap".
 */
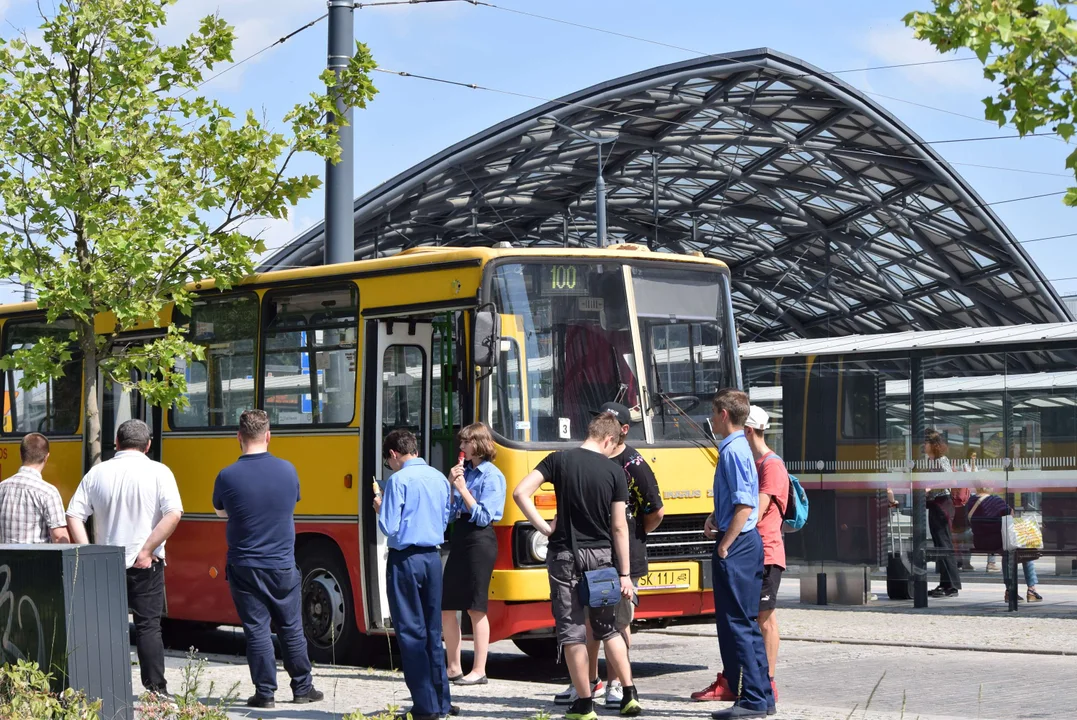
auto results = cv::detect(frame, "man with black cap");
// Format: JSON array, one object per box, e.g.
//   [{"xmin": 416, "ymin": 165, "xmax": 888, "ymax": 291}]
[{"xmin": 552, "ymin": 401, "xmax": 665, "ymax": 710}]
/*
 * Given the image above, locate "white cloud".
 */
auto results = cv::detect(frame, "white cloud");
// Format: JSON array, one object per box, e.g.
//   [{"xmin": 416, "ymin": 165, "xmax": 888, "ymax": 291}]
[
  {"xmin": 159, "ymin": 0, "xmax": 315, "ymax": 90},
  {"xmin": 860, "ymin": 24, "xmax": 993, "ymax": 92},
  {"xmin": 249, "ymin": 209, "xmax": 318, "ymax": 265}
]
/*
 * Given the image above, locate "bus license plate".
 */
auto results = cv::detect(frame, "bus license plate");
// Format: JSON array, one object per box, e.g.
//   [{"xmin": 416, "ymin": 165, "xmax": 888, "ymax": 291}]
[{"xmin": 638, "ymin": 565, "xmax": 694, "ymax": 593}]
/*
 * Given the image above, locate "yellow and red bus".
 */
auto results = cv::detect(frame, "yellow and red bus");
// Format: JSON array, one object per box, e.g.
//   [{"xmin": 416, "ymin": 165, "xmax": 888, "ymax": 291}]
[{"xmin": 0, "ymin": 245, "xmax": 740, "ymax": 662}]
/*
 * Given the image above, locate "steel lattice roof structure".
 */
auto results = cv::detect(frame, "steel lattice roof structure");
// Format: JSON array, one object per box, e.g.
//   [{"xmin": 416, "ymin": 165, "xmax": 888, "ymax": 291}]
[{"xmin": 262, "ymin": 48, "xmax": 1071, "ymax": 341}]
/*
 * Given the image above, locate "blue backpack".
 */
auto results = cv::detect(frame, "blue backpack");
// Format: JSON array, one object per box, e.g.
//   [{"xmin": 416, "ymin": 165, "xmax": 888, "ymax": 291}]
[
  {"xmin": 782, "ymin": 474, "xmax": 809, "ymax": 532},
  {"xmin": 763, "ymin": 455, "xmax": 808, "ymax": 532}
]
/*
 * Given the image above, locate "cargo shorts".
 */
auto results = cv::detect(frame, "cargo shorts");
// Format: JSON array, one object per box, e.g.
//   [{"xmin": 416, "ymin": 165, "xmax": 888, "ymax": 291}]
[{"xmin": 547, "ymin": 547, "xmax": 620, "ymax": 646}]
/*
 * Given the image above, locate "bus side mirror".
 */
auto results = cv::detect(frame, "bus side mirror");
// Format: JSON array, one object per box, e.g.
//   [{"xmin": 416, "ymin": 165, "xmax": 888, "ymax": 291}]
[{"xmin": 473, "ymin": 309, "xmax": 501, "ymax": 368}]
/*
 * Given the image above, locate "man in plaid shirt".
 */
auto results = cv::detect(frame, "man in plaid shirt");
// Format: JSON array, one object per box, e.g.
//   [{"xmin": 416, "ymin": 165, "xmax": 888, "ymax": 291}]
[{"xmin": 0, "ymin": 433, "xmax": 70, "ymax": 544}]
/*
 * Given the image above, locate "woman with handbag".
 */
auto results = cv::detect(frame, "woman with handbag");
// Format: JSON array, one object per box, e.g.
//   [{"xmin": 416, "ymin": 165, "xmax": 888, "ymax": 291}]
[
  {"xmin": 442, "ymin": 423, "xmax": 507, "ymax": 686},
  {"xmin": 924, "ymin": 430, "xmax": 962, "ymax": 598},
  {"xmin": 966, "ymin": 489, "xmax": 1043, "ymax": 603}
]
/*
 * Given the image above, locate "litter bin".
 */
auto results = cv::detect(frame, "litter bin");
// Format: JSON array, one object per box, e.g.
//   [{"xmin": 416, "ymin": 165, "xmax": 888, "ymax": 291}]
[{"xmin": 0, "ymin": 544, "xmax": 133, "ymax": 720}]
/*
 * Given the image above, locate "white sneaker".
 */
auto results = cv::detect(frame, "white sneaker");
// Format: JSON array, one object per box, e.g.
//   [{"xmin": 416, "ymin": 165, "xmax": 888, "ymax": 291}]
[
  {"xmin": 605, "ymin": 680, "xmax": 624, "ymax": 707},
  {"xmin": 554, "ymin": 678, "xmax": 605, "ymax": 705}
]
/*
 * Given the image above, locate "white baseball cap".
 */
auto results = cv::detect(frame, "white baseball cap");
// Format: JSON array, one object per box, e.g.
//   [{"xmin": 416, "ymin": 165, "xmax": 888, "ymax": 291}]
[{"xmin": 745, "ymin": 405, "xmax": 770, "ymax": 431}]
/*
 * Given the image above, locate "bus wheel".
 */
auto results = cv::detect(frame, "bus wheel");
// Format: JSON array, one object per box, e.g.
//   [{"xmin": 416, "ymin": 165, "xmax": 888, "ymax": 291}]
[
  {"xmin": 297, "ymin": 541, "xmax": 361, "ymax": 665},
  {"xmin": 512, "ymin": 637, "xmax": 558, "ymax": 660}
]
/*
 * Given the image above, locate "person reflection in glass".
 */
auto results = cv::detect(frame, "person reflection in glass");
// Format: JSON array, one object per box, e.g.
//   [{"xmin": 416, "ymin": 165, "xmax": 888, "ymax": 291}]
[{"xmin": 924, "ymin": 430, "xmax": 961, "ymax": 598}]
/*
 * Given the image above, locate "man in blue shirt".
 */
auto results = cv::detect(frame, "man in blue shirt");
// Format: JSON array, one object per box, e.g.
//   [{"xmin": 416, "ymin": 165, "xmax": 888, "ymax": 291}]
[
  {"xmin": 702, "ymin": 389, "xmax": 772, "ymax": 719},
  {"xmin": 375, "ymin": 428, "xmax": 453, "ymax": 720},
  {"xmin": 212, "ymin": 410, "xmax": 322, "ymax": 709}
]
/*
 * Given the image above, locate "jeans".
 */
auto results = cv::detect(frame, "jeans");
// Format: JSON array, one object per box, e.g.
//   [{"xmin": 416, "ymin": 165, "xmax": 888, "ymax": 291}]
[
  {"xmin": 1002, "ymin": 558, "xmax": 1038, "ymax": 587},
  {"xmin": 226, "ymin": 564, "xmax": 313, "ymax": 698},
  {"xmin": 127, "ymin": 562, "xmax": 167, "ymax": 693}
]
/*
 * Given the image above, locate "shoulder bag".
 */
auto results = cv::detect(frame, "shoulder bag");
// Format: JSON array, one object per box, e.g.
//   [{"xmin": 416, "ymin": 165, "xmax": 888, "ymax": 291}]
[{"xmin": 564, "ymin": 488, "xmax": 621, "ymax": 608}]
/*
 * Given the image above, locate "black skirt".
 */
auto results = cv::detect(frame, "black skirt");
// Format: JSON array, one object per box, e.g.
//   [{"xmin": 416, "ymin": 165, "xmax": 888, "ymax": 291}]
[{"xmin": 442, "ymin": 517, "xmax": 498, "ymax": 613}]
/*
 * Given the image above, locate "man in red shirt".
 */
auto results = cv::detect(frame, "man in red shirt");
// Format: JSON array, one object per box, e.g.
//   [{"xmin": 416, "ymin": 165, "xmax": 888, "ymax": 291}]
[{"xmin": 693, "ymin": 405, "xmax": 787, "ymax": 707}]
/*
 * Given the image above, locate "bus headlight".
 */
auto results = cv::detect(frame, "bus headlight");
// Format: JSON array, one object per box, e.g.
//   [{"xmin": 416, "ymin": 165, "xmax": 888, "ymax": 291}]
[{"xmin": 528, "ymin": 529, "xmax": 549, "ymax": 563}]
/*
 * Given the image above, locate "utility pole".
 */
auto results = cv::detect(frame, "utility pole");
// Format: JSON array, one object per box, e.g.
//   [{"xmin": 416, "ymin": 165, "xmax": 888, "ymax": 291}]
[
  {"xmin": 23, "ymin": 284, "xmax": 31, "ymax": 302},
  {"xmin": 324, "ymin": 0, "xmax": 355, "ymax": 266}
]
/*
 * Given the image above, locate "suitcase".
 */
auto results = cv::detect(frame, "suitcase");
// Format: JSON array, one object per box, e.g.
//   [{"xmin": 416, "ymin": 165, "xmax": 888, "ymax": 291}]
[{"xmin": 886, "ymin": 507, "xmax": 913, "ymax": 600}]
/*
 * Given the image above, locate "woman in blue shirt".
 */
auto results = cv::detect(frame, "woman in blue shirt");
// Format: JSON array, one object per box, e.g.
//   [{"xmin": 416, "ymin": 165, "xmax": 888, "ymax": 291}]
[{"xmin": 442, "ymin": 422, "xmax": 506, "ymax": 686}]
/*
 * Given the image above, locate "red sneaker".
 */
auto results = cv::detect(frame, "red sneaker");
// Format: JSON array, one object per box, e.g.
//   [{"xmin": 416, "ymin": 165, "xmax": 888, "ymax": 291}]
[{"xmin": 691, "ymin": 673, "xmax": 738, "ymax": 701}]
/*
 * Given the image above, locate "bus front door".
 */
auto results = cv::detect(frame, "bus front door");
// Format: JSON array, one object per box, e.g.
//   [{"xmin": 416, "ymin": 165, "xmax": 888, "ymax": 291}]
[{"xmin": 363, "ymin": 318, "xmax": 434, "ymax": 630}]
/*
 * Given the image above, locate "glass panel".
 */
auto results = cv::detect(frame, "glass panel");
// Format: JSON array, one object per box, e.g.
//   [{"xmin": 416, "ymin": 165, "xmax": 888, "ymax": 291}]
[
  {"xmin": 2, "ymin": 319, "xmax": 81, "ymax": 435},
  {"xmin": 491, "ymin": 337, "xmax": 524, "ymax": 441},
  {"xmin": 101, "ymin": 369, "xmax": 151, "ymax": 461},
  {"xmin": 633, "ymin": 266, "xmax": 727, "ymax": 443},
  {"xmin": 745, "ymin": 355, "xmax": 906, "ymax": 567},
  {"xmin": 173, "ymin": 294, "xmax": 258, "ymax": 428},
  {"xmin": 1004, "ymin": 349, "xmax": 1077, "ymax": 564},
  {"xmin": 262, "ymin": 287, "xmax": 358, "ymax": 426},
  {"xmin": 383, "ymin": 345, "xmax": 426, "ymax": 452},
  {"xmin": 490, "ymin": 262, "xmax": 641, "ymax": 443},
  {"xmin": 431, "ymin": 318, "xmax": 462, "ymax": 473}
]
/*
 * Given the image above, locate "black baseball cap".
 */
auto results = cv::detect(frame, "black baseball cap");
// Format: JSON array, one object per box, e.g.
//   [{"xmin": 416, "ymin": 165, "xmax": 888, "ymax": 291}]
[{"xmin": 595, "ymin": 401, "xmax": 633, "ymax": 426}]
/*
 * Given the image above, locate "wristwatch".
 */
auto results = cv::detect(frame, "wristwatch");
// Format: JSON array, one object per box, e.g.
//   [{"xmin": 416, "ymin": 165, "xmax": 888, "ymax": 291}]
[{"xmin": 619, "ymin": 573, "xmax": 630, "ymax": 578}]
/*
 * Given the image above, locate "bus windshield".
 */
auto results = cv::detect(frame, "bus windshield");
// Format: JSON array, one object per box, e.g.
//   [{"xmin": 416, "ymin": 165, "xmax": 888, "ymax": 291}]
[
  {"xmin": 633, "ymin": 265, "xmax": 728, "ymax": 442},
  {"xmin": 488, "ymin": 260, "xmax": 733, "ymax": 445}
]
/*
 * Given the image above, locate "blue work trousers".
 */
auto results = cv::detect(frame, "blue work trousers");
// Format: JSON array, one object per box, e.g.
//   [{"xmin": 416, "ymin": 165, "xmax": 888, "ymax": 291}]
[
  {"xmin": 386, "ymin": 546, "xmax": 452, "ymax": 716},
  {"xmin": 226, "ymin": 564, "xmax": 314, "ymax": 698},
  {"xmin": 712, "ymin": 530, "xmax": 772, "ymax": 712}
]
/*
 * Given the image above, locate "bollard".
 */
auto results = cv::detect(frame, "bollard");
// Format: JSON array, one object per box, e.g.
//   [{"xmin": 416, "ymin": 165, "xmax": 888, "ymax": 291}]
[
  {"xmin": 913, "ymin": 578, "xmax": 928, "ymax": 608},
  {"xmin": 816, "ymin": 572, "xmax": 828, "ymax": 606}
]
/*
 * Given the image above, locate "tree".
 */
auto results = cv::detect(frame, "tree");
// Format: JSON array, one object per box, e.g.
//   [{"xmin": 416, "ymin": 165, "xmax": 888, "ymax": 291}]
[
  {"xmin": 905, "ymin": 0, "xmax": 1077, "ymax": 203},
  {"xmin": 0, "ymin": 0, "xmax": 376, "ymax": 465}
]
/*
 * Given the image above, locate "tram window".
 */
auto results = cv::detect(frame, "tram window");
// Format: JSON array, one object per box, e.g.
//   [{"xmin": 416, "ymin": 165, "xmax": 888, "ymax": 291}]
[
  {"xmin": 1, "ymin": 319, "xmax": 81, "ymax": 435},
  {"xmin": 840, "ymin": 375, "xmax": 880, "ymax": 440},
  {"xmin": 172, "ymin": 293, "xmax": 258, "ymax": 428},
  {"xmin": 383, "ymin": 345, "xmax": 426, "ymax": 451},
  {"xmin": 262, "ymin": 286, "xmax": 358, "ymax": 426}
]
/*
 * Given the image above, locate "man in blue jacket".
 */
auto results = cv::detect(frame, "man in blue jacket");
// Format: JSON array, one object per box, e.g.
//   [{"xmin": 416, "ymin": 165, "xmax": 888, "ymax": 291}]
[{"xmin": 375, "ymin": 428, "xmax": 455, "ymax": 720}]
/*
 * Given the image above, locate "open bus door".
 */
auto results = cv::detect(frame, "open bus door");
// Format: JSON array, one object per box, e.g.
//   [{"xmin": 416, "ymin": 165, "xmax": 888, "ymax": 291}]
[{"xmin": 362, "ymin": 318, "xmax": 434, "ymax": 630}]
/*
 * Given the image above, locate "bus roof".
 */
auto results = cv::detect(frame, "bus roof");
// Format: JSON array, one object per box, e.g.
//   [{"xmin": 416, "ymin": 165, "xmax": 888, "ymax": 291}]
[{"xmin": 0, "ymin": 245, "xmax": 728, "ymax": 316}]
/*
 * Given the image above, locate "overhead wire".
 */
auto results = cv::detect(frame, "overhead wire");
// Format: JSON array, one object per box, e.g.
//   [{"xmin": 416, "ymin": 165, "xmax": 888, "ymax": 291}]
[{"xmin": 180, "ymin": 12, "xmax": 331, "ymax": 96}]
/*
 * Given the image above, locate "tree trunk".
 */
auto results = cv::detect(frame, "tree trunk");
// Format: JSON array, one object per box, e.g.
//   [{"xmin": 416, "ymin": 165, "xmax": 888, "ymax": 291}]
[{"xmin": 81, "ymin": 321, "xmax": 102, "ymax": 468}]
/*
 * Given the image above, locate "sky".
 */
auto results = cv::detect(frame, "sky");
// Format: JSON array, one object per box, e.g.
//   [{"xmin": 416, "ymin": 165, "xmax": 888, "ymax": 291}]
[{"xmin": 2, "ymin": 0, "xmax": 1076, "ymax": 307}]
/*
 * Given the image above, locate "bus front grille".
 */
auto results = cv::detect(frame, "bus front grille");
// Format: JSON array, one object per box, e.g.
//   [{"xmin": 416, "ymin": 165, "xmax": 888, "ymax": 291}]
[{"xmin": 645, "ymin": 513, "xmax": 713, "ymax": 560}]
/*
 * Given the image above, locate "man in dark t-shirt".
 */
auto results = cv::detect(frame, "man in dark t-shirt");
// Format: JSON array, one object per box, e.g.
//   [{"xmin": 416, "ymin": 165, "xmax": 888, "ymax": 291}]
[
  {"xmin": 572, "ymin": 402, "xmax": 664, "ymax": 709},
  {"xmin": 212, "ymin": 410, "xmax": 322, "ymax": 709},
  {"xmin": 514, "ymin": 412, "xmax": 642, "ymax": 719}
]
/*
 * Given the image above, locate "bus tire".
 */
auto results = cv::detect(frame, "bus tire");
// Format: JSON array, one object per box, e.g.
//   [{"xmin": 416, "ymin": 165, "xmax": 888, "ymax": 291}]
[
  {"xmin": 512, "ymin": 637, "xmax": 558, "ymax": 660},
  {"xmin": 296, "ymin": 539, "xmax": 363, "ymax": 665}
]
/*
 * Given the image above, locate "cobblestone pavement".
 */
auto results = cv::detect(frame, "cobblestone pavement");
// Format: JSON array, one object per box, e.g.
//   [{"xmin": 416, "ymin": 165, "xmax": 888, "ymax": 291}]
[{"xmin": 142, "ymin": 593, "xmax": 1076, "ymax": 720}]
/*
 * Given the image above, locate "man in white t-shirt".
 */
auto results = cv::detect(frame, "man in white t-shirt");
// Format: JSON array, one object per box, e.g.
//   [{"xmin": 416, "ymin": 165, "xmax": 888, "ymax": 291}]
[{"xmin": 67, "ymin": 419, "xmax": 184, "ymax": 695}]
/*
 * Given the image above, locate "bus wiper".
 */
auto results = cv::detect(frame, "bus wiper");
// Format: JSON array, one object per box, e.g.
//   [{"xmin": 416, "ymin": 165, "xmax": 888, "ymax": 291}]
[{"xmin": 657, "ymin": 392, "xmax": 719, "ymax": 453}]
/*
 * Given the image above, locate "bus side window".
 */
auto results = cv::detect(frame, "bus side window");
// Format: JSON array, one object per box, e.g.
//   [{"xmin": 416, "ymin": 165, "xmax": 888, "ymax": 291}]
[
  {"xmin": 172, "ymin": 293, "xmax": 259, "ymax": 428},
  {"xmin": 1, "ymin": 319, "xmax": 81, "ymax": 436},
  {"xmin": 261, "ymin": 286, "xmax": 358, "ymax": 427}
]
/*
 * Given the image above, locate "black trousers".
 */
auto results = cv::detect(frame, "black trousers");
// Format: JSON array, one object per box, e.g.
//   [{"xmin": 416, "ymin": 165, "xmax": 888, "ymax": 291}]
[
  {"xmin": 127, "ymin": 562, "xmax": 167, "ymax": 693},
  {"xmin": 928, "ymin": 496, "xmax": 962, "ymax": 590}
]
